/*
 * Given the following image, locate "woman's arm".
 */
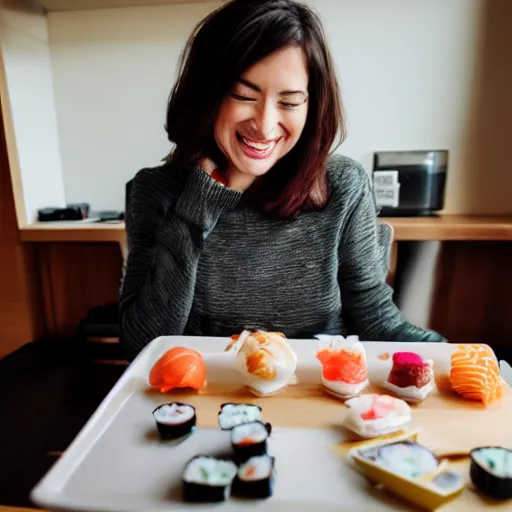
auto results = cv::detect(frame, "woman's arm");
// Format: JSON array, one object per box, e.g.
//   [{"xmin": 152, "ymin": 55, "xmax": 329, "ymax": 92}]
[
  {"xmin": 119, "ymin": 165, "xmax": 242, "ymax": 361},
  {"xmin": 338, "ymin": 167, "xmax": 446, "ymax": 343}
]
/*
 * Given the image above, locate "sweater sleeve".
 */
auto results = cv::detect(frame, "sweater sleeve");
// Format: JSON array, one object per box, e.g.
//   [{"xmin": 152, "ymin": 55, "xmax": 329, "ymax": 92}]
[
  {"xmin": 119, "ymin": 166, "xmax": 242, "ymax": 361},
  {"xmin": 338, "ymin": 167, "xmax": 447, "ymax": 343}
]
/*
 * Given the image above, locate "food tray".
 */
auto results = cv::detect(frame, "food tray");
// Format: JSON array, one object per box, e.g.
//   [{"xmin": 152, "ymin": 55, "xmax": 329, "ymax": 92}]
[{"xmin": 31, "ymin": 337, "xmax": 512, "ymax": 512}]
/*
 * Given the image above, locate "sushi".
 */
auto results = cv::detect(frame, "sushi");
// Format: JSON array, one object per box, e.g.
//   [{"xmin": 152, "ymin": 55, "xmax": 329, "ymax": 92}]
[
  {"xmin": 231, "ymin": 421, "xmax": 270, "ymax": 463},
  {"xmin": 344, "ymin": 394, "xmax": 412, "ymax": 438},
  {"xmin": 230, "ymin": 330, "xmax": 297, "ymax": 396},
  {"xmin": 149, "ymin": 347, "xmax": 206, "ymax": 393},
  {"xmin": 231, "ymin": 454, "xmax": 275, "ymax": 499},
  {"xmin": 182, "ymin": 455, "xmax": 237, "ymax": 503},
  {"xmin": 315, "ymin": 334, "xmax": 369, "ymax": 400},
  {"xmin": 218, "ymin": 403, "xmax": 263, "ymax": 430},
  {"xmin": 470, "ymin": 447, "xmax": 512, "ymax": 500},
  {"xmin": 153, "ymin": 402, "xmax": 196, "ymax": 440},
  {"xmin": 358, "ymin": 440, "xmax": 439, "ymax": 479},
  {"xmin": 383, "ymin": 352, "xmax": 435, "ymax": 403},
  {"xmin": 450, "ymin": 344, "xmax": 504, "ymax": 405}
]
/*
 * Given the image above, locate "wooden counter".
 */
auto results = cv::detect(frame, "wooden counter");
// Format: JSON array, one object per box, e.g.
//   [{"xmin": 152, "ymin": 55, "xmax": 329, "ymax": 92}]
[{"xmin": 18, "ymin": 215, "xmax": 512, "ymax": 243}]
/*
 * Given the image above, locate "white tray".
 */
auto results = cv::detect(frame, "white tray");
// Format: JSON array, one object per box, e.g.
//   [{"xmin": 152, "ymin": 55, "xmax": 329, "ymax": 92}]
[{"xmin": 29, "ymin": 337, "xmax": 500, "ymax": 512}]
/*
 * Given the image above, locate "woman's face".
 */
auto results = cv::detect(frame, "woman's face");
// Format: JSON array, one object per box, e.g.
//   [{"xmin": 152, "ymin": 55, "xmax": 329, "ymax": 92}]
[{"xmin": 214, "ymin": 46, "xmax": 309, "ymax": 187}]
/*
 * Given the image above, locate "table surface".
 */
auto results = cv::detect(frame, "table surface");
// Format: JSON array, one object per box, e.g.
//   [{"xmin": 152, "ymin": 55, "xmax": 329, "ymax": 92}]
[{"xmin": 18, "ymin": 215, "xmax": 512, "ymax": 243}]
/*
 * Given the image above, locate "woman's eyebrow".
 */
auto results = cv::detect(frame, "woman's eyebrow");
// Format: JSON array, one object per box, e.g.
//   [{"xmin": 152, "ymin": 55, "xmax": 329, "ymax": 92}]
[{"xmin": 237, "ymin": 78, "xmax": 307, "ymax": 97}]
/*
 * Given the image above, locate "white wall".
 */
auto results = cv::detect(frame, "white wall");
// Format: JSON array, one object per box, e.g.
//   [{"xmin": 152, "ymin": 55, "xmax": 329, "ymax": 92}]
[
  {"xmin": 47, "ymin": 2, "xmax": 221, "ymax": 212},
  {"xmin": 0, "ymin": 7, "xmax": 66, "ymax": 225},
  {"xmin": 46, "ymin": 0, "xmax": 493, "ymax": 214}
]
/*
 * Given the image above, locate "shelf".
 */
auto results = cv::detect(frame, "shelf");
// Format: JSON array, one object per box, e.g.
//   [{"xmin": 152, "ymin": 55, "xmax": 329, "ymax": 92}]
[
  {"xmin": 18, "ymin": 215, "xmax": 512, "ymax": 243},
  {"xmin": 380, "ymin": 215, "xmax": 512, "ymax": 241},
  {"xmin": 34, "ymin": 0, "xmax": 218, "ymax": 11},
  {"xmin": 19, "ymin": 221, "xmax": 126, "ymax": 243}
]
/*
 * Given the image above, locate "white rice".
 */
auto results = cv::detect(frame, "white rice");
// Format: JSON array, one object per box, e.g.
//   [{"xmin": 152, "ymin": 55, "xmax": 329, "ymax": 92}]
[
  {"xmin": 473, "ymin": 448, "xmax": 512, "ymax": 478},
  {"xmin": 237, "ymin": 455, "xmax": 273, "ymax": 482},
  {"xmin": 232, "ymin": 421, "xmax": 268, "ymax": 445},
  {"xmin": 153, "ymin": 403, "xmax": 195, "ymax": 425},
  {"xmin": 218, "ymin": 404, "xmax": 261, "ymax": 429},
  {"xmin": 183, "ymin": 457, "xmax": 237, "ymax": 486}
]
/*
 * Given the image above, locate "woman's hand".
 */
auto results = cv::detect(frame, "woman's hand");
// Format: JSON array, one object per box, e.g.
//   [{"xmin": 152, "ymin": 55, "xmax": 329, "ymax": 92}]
[{"xmin": 198, "ymin": 157, "xmax": 217, "ymax": 176}]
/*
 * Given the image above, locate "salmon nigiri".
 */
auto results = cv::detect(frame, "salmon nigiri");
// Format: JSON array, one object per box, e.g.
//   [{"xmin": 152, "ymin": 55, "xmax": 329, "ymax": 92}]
[
  {"xmin": 149, "ymin": 347, "xmax": 207, "ymax": 393},
  {"xmin": 449, "ymin": 344, "xmax": 504, "ymax": 406}
]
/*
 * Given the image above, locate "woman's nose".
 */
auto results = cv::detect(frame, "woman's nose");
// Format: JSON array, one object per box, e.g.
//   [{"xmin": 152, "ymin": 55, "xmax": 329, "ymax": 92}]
[{"xmin": 254, "ymin": 101, "xmax": 279, "ymax": 139}]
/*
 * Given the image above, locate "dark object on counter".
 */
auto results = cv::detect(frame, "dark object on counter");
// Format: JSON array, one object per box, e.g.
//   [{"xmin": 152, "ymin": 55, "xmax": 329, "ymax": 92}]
[
  {"xmin": 372, "ymin": 150, "xmax": 448, "ymax": 217},
  {"xmin": 38, "ymin": 203, "xmax": 90, "ymax": 222},
  {"xmin": 470, "ymin": 446, "xmax": 512, "ymax": 500},
  {"xmin": 91, "ymin": 210, "xmax": 124, "ymax": 222}
]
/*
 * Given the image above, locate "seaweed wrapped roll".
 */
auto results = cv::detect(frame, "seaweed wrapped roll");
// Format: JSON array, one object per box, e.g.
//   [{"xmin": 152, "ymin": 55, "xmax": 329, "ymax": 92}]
[
  {"xmin": 470, "ymin": 447, "xmax": 512, "ymax": 500},
  {"xmin": 218, "ymin": 403, "xmax": 262, "ymax": 430},
  {"xmin": 231, "ymin": 421, "xmax": 270, "ymax": 462},
  {"xmin": 153, "ymin": 402, "xmax": 196, "ymax": 440},
  {"xmin": 182, "ymin": 456, "xmax": 237, "ymax": 503},
  {"xmin": 231, "ymin": 454, "xmax": 275, "ymax": 499}
]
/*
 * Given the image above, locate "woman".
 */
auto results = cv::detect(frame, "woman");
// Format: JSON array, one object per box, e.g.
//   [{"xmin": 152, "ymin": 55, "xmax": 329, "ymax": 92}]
[{"xmin": 119, "ymin": 0, "xmax": 446, "ymax": 361}]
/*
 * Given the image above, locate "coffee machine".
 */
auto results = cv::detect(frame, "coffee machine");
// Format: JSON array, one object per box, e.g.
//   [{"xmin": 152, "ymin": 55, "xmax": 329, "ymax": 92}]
[{"xmin": 372, "ymin": 150, "xmax": 448, "ymax": 217}]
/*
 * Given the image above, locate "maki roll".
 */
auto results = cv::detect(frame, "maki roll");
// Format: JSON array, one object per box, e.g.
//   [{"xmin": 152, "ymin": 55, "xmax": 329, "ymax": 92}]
[
  {"xmin": 231, "ymin": 454, "xmax": 275, "ymax": 499},
  {"xmin": 218, "ymin": 403, "xmax": 262, "ymax": 430},
  {"xmin": 153, "ymin": 402, "xmax": 196, "ymax": 440},
  {"xmin": 182, "ymin": 456, "xmax": 237, "ymax": 503},
  {"xmin": 470, "ymin": 447, "xmax": 512, "ymax": 500},
  {"xmin": 383, "ymin": 352, "xmax": 435, "ymax": 403},
  {"xmin": 358, "ymin": 440, "xmax": 439, "ymax": 479},
  {"xmin": 231, "ymin": 421, "xmax": 271, "ymax": 463}
]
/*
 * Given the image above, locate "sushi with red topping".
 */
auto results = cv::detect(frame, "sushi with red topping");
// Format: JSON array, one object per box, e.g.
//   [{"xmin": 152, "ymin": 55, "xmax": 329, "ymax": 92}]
[
  {"xmin": 383, "ymin": 352, "xmax": 435, "ymax": 403},
  {"xmin": 315, "ymin": 334, "xmax": 369, "ymax": 400}
]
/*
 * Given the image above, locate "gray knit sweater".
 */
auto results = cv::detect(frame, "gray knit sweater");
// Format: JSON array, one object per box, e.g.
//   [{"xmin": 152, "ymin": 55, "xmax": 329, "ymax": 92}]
[{"xmin": 119, "ymin": 154, "xmax": 446, "ymax": 360}]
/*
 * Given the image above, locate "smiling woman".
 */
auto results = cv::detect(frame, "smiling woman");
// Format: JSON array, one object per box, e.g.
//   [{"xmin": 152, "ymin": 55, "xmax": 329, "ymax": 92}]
[{"xmin": 118, "ymin": 0, "xmax": 446, "ymax": 362}]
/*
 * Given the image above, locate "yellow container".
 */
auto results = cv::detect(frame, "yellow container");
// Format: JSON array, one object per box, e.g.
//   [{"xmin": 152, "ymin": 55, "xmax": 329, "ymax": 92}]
[{"xmin": 348, "ymin": 430, "xmax": 465, "ymax": 511}]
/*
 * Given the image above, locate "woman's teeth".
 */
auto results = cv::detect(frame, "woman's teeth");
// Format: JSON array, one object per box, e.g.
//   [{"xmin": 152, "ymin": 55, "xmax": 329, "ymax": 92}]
[{"xmin": 240, "ymin": 135, "xmax": 276, "ymax": 152}]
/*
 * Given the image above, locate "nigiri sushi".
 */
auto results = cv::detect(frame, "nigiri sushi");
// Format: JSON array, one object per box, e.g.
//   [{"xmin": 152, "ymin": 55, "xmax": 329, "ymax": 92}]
[
  {"xmin": 450, "ymin": 344, "xmax": 504, "ymax": 406},
  {"xmin": 344, "ymin": 394, "xmax": 412, "ymax": 438},
  {"xmin": 315, "ymin": 334, "xmax": 369, "ymax": 400},
  {"xmin": 149, "ymin": 347, "xmax": 206, "ymax": 393},
  {"xmin": 230, "ymin": 330, "xmax": 297, "ymax": 396},
  {"xmin": 383, "ymin": 352, "xmax": 435, "ymax": 403}
]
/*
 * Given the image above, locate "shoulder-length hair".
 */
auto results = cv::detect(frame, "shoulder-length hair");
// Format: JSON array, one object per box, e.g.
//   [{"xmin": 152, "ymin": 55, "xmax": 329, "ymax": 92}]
[{"xmin": 165, "ymin": 0, "xmax": 346, "ymax": 218}]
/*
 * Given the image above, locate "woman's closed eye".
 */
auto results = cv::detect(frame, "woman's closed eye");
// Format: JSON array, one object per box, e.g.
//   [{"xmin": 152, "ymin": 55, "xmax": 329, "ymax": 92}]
[
  {"xmin": 280, "ymin": 100, "xmax": 305, "ymax": 110},
  {"xmin": 231, "ymin": 91, "xmax": 306, "ymax": 110},
  {"xmin": 231, "ymin": 91, "xmax": 256, "ymax": 102}
]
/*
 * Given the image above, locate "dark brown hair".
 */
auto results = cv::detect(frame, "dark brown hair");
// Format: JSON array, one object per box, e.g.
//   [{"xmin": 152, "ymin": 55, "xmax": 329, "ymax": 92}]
[{"xmin": 165, "ymin": 0, "xmax": 346, "ymax": 218}]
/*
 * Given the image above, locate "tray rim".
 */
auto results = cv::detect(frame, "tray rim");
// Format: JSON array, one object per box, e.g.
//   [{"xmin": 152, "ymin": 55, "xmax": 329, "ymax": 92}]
[{"xmin": 29, "ymin": 336, "xmax": 503, "ymax": 511}]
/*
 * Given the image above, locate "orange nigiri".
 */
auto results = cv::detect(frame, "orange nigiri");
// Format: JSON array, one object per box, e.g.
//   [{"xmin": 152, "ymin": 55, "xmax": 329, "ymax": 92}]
[
  {"xmin": 149, "ymin": 347, "xmax": 206, "ymax": 393},
  {"xmin": 449, "ymin": 344, "xmax": 503, "ymax": 406}
]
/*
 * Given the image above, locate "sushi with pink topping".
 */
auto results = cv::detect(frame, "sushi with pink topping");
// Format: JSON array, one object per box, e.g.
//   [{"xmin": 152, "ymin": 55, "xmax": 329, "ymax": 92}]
[
  {"xmin": 383, "ymin": 352, "xmax": 435, "ymax": 403},
  {"xmin": 343, "ymin": 394, "xmax": 412, "ymax": 438}
]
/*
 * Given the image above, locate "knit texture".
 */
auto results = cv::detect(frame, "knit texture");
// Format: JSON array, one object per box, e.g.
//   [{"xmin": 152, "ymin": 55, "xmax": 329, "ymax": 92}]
[{"xmin": 119, "ymin": 154, "xmax": 446, "ymax": 361}]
